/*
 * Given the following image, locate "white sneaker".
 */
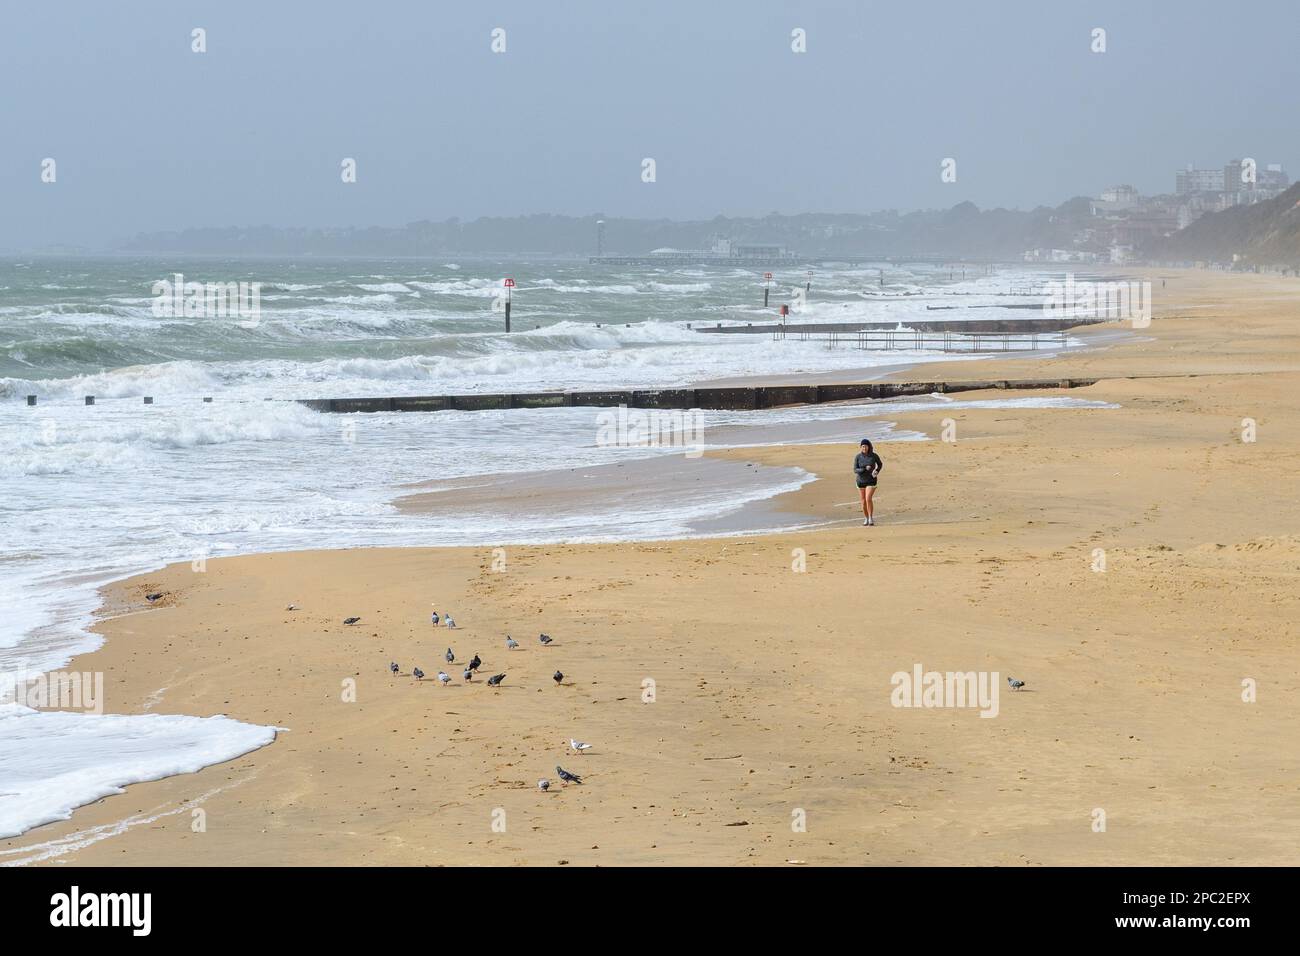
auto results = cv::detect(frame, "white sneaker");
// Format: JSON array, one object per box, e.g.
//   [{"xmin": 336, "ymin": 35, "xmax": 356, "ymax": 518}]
[{"xmin": 863, "ymin": 518, "xmax": 870, "ymax": 526}]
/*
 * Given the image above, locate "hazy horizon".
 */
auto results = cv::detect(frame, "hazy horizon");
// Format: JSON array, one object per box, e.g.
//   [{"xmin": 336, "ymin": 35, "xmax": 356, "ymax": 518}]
[{"xmin": 3, "ymin": 0, "xmax": 1297, "ymax": 251}]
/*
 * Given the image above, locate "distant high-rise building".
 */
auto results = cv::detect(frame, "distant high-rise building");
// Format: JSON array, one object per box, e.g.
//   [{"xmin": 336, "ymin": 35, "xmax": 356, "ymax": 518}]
[
  {"xmin": 595, "ymin": 219, "xmax": 606, "ymax": 256},
  {"xmin": 1221, "ymin": 160, "xmax": 1289, "ymax": 206},
  {"xmin": 1224, "ymin": 159, "xmax": 1253, "ymax": 192},
  {"xmin": 1176, "ymin": 164, "xmax": 1225, "ymax": 195},
  {"xmin": 1261, "ymin": 164, "xmax": 1290, "ymax": 189}
]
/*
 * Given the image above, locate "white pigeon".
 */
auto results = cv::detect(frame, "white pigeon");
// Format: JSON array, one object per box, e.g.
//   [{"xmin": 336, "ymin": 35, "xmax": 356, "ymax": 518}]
[
  {"xmin": 570, "ymin": 738, "xmax": 592, "ymax": 755},
  {"xmin": 437, "ymin": 671, "xmax": 451, "ymax": 686},
  {"xmin": 446, "ymin": 616, "xmax": 456, "ymax": 628}
]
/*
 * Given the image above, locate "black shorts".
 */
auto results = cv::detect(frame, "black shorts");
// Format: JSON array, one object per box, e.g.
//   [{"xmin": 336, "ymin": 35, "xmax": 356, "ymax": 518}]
[{"xmin": 857, "ymin": 479, "xmax": 877, "ymax": 488}]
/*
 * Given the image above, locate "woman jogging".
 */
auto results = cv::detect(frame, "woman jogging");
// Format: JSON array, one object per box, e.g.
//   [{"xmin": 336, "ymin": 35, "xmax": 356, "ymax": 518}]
[{"xmin": 854, "ymin": 439, "xmax": 883, "ymax": 526}]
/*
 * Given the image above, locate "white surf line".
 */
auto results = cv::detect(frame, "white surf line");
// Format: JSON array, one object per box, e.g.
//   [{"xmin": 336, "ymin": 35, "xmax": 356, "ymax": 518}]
[
  {"xmin": 139, "ymin": 666, "xmax": 182, "ymax": 712},
  {"xmin": 0, "ymin": 777, "xmax": 251, "ymax": 867},
  {"xmin": 140, "ymin": 686, "xmax": 169, "ymax": 712}
]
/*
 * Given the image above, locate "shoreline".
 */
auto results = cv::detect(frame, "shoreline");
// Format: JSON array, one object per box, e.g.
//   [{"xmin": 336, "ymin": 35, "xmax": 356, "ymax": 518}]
[{"xmin": 4, "ymin": 269, "xmax": 1299, "ymax": 865}]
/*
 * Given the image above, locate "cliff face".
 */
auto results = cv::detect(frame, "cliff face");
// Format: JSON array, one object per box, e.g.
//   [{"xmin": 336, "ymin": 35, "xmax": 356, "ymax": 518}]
[{"xmin": 1150, "ymin": 183, "xmax": 1300, "ymax": 267}]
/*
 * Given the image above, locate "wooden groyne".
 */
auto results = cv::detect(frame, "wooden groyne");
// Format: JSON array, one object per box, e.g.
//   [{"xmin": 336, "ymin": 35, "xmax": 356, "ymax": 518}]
[
  {"xmin": 699, "ymin": 317, "xmax": 1108, "ymax": 335},
  {"xmin": 298, "ymin": 377, "xmax": 1099, "ymax": 415},
  {"xmin": 775, "ymin": 329, "xmax": 1067, "ymax": 353},
  {"xmin": 588, "ymin": 254, "xmax": 1019, "ymax": 267}
]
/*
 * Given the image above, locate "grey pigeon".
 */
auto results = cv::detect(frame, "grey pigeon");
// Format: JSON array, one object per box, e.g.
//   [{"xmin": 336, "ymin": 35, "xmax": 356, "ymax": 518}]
[
  {"xmin": 553, "ymin": 670, "xmax": 564, "ymax": 685},
  {"xmin": 1007, "ymin": 677, "xmax": 1026, "ymax": 691},
  {"xmin": 468, "ymin": 654, "xmax": 481, "ymax": 671},
  {"xmin": 146, "ymin": 592, "xmax": 164, "ymax": 603},
  {"xmin": 538, "ymin": 779, "xmax": 550, "ymax": 792},
  {"xmin": 486, "ymin": 673, "xmax": 506, "ymax": 687},
  {"xmin": 445, "ymin": 647, "xmax": 455, "ymax": 663},
  {"xmin": 505, "ymin": 636, "xmax": 518, "ymax": 650},
  {"xmin": 437, "ymin": 671, "xmax": 451, "ymax": 686},
  {"xmin": 389, "ymin": 662, "xmax": 399, "ymax": 676},
  {"xmin": 462, "ymin": 668, "xmax": 473, "ymax": 682},
  {"xmin": 430, "ymin": 611, "xmax": 440, "ymax": 625},
  {"xmin": 555, "ymin": 765, "xmax": 582, "ymax": 785},
  {"xmin": 539, "ymin": 633, "xmax": 553, "ymax": 645},
  {"xmin": 446, "ymin": 616, "xmax": 456, "ymax": 629},
  {"xmin": 413, "ymin": 667, "xmax": 424, "ymax": 681},
  {"xmin": 343, "ymin": 616, "xmax": 360, "ymax": 625}
]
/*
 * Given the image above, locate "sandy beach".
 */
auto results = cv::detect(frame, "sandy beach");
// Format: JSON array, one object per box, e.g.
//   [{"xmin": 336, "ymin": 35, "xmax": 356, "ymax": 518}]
[{"xmin": 5, "ymin": 269, "xmax": 1299, "ymax": 867}]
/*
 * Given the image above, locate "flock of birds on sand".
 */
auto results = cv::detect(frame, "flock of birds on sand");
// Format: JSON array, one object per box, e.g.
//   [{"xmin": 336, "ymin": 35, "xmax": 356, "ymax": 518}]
[
  {"xmin": 144, "ymin": 591, "xmax": 1028, "ymax": 793},
  {"xmin": 144, "ymin": 592, "xmax": 594, "ymax": 788},
  {"xmin": 371, "ymin": 609, "xmax": 588, "ymax": 791}
]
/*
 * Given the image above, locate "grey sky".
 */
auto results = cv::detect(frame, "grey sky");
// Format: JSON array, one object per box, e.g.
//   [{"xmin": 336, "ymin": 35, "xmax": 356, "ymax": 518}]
[{"xmin": 2, "ymin": 0, "xmax": 1297, "ymax": 249}]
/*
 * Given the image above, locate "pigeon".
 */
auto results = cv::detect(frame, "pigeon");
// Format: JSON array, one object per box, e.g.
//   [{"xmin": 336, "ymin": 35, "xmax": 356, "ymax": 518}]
[
  {"xmin": 1007, "ymin": 677, "xmax": 1026, "ymax": 692},
  {"xmin": 570, "ymin": 738, "xmax": 591, "ymax": 755},
  {"xmin": 413, "ymin": 667, "xmax": 425, "ymax": 681},
  {"xmin": 445, "ymin": 647, "xmax": 455, "ymax": 664},
  {"xmin": 343, "ymin": 617, "xmax": 360, "ymax": 625},
  {"xmin": 468, "ymin": 654, "xmax": 481, "ymax": 671},
  {"xmin": 430, "ymin": 612, "xmax": 440, "ymax": 625},
  {"xmin": 553, "ymin": 670, "xmax": 564, "ymax": 685},
  {"xmin": 437, "ymin": 671, "xmax": 451, "ymax": 686},
  {"xmin": 505, "ymin": 636, "xmax": 518, "ymax": 650},
  {"xmin": 446, "ymin": 616, "xmax": 456, "ymax": 629},
  {"xmin": 538, "ymin": 779, "xmax": 550, "ymax": 792},
  {"xmin": 145, "ymin": 593, "xmax": 164, "ymax": 603},
  {"xmin": 462, "ymin": 667, "xmax": 473, "ymax": 682},
  {"xmin": 555, "ymin": 765, "xmax": 582, "ymax": 785},
  {"xmin": 486, "ymin": 673, "xmax": 506, "ymax": 687},
  {"xmin": 285, "ymin": 604, "xmax": 299, "ymax": 611},
  {"xmin": 389, "ymin": 661, "xmax": 399, "ymax": 676},
  {"xmin": 538, "ymin": 633, "xmax": 553, "ymax": 645}
]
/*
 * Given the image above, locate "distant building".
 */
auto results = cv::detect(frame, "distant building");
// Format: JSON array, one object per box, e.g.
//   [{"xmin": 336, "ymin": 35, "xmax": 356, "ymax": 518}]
[
  {"xmin": 629, "ymin": 236, "xmax": 798, "ymax": 266},
  {"xmin": 1100, "ymin": 184, "xmax": 1139, "ymax": 204},
  {"xmin": 1112, "ymin": 210, "xmax": 1180, "ymax": 247},
  {"xmin": 1224, "ymin": 159, "xmax": 1250, "ymax": 193},
  {"xmin": 733, "ymin": 242, "xmax": 788, "ymax": 258},
  {"xmin": 1176, "ymin": 161, "xmax": 1290, "ymax": 207},
  {"xmin": 1092, "ymin": 185, "xmax": 1141, "ymax": 217},
  {"xmin": 703, "ymin": 236, "xmax": 791, "ymax": 258},
  {"xmin": 1261, "ymin": 163, "xmax": 1290, "ymax": 189},
  {"xmin": 1176, "ymin": 165, "xmax": 1225, "ymax": 195},
  {"xmin": 1022, "ymin": 247, "xmax": 1098, "ymax": 263},
  {"xmin": 1225, "ymin": 162, "xmax": 1290, "ymax": 205}
]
